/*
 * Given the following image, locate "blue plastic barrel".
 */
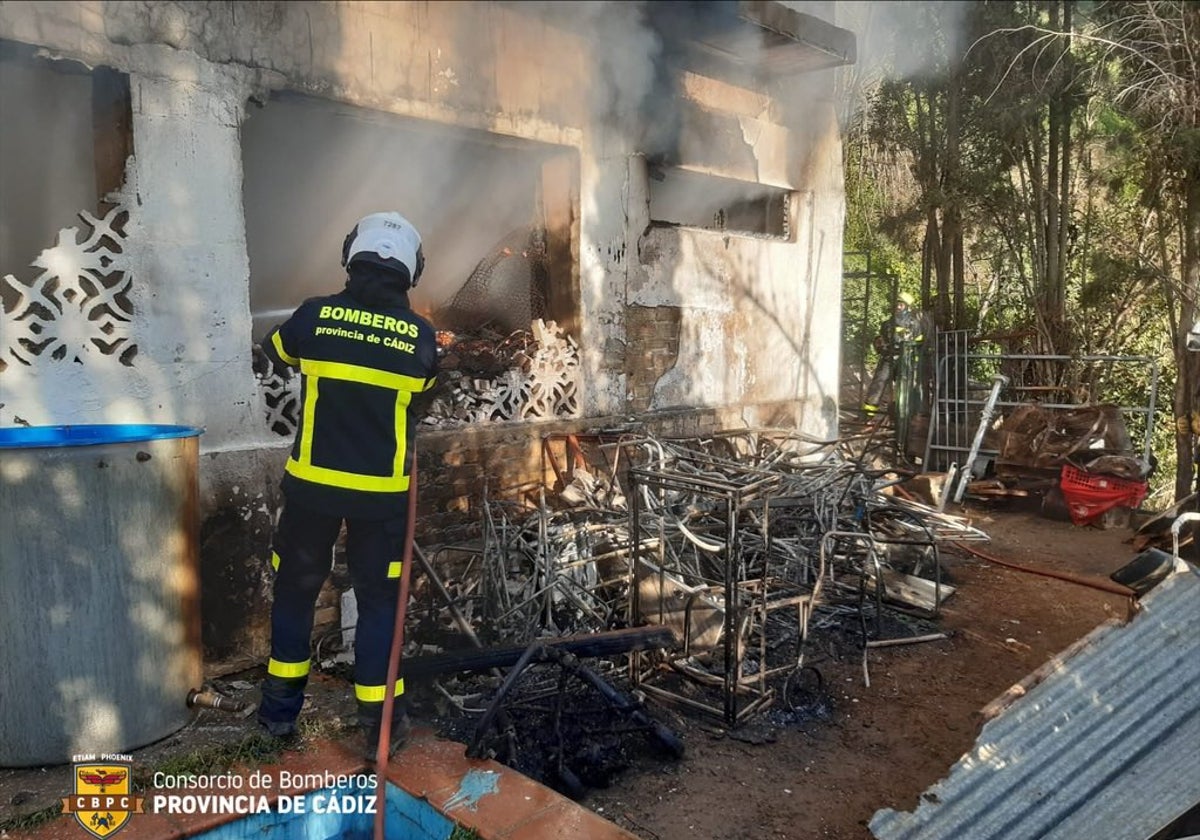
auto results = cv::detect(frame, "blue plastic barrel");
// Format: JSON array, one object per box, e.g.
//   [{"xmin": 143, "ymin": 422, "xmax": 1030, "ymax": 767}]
[{"xmin": 0, "ymin": 424, "xmax": 204, "ymax": 766}]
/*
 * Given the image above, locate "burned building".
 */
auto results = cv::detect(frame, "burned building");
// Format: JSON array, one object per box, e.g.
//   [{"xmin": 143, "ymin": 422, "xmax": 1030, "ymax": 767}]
[{"xmin": 0, "ymin": 1, "xmax": 856, "ymax": 666}]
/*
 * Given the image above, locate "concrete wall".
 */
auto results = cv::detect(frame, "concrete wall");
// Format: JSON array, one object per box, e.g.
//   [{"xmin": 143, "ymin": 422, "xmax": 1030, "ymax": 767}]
[{"xmin": 0, "ymin": 0, "xmax": 851, "ymax": 666}]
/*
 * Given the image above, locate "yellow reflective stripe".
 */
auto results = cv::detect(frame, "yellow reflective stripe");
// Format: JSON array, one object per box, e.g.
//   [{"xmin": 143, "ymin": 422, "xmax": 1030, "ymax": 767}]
[
  {"xmin": 271, "ymin": 331, "xmax": 299, "ymax": 367},
  {"xmin": 271, "ymin": 551, "xmax": 281, "ymax": 571},
  {"xmin": 286, "ymin": 458, "xmax": 411, "ymax": 492},
  {"xmin": 285, "ymin": 358, "xmax": 426, "ymax": 492},
  {"xmin": 387, "ymin": 561, "xmax": 402, "ymax": 579},
  {"xmin": 268, "ymin": 657, "xmax": 311, "ymax": 679},
  {"xmin": 392, "ymin": 389, "xmax": 409, "ymax": 486},
  {"xmin": 355, "ymin": 679, "xmax": 405, "ymax": 702},
  {"xmin": 301, "ymin": 359, "xmax": 430, "ymax": 394},
  {"xmin": 299, "ymin": 374, "xmax": 318, "ymax": 468}
]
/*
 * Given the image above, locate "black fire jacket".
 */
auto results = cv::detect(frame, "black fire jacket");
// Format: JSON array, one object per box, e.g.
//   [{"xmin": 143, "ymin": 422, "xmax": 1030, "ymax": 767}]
[{"xmin": 262, "ymin": 279, "xmax": 437, "ymax": 519}]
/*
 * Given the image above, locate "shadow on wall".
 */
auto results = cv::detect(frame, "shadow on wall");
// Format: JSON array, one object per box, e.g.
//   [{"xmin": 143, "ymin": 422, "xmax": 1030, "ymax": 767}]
[
  {"xmin": 0, "ymin": 43, "xmax": 140, "ymax": 427},
  {"xmin": 0, "ymin": 40, "xmax": 305, "ymax": 714},
  {"xmin": 0, "ymin": 37, "xmax": 262, "ymax": 435}
]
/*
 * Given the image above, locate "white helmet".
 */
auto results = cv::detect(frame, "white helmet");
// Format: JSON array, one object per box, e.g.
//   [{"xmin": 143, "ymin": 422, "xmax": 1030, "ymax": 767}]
[{"xmin": 341, "ymin": 212, "xmax": 425, "ymax": 287}]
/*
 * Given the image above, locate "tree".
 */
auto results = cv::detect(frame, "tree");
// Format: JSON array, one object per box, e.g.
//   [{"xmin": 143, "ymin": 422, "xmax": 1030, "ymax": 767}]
[
  {"xmin": 965, "ymin": 1, "xmax": 1092, "ymax": 363},
  {"xmin": 851, "ymin": 1, "xmax": 1091, "ymax": 347},
  {"xmin": 841, "ymin": 0, "xmax": 1177, "ymax": 499},
  {"xmin": 1087, "ymin": 1, "xmax": 1200, "ymax": 500},
  {"xmin": 860, "ymin": 2, "xmax": 966, "ymax": 331}
]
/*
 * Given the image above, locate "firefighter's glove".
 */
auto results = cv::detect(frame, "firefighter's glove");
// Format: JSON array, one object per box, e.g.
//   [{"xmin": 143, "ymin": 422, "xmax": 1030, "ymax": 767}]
[{"xmin": 252, "ymin": 343, "xmax": 292, "ymax": 381}]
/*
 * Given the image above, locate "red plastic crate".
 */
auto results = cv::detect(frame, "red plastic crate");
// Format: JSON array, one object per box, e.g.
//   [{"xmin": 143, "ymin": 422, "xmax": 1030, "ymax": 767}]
[
  {"xmin": 1059, "ymin": 463, "xmax": 1148, "ymax": 526},
  {"xmin": 1060, "ymin": 463, "xmax": 1146, "ymax": 495}
]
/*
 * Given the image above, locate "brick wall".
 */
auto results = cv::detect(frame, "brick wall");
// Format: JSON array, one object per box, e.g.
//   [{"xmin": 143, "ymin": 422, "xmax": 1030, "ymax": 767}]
[{"xmin": 624, "ymin": 306, "xmax": 682, "ymax": 413}]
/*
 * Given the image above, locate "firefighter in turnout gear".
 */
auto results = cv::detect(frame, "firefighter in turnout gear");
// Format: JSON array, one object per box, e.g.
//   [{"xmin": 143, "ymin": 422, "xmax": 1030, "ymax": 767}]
[
  {"xmin": 256, "ymin": 212, "xmax": 437, "ymax": 760},
  {"xmin": 863, "ymin": 291, "xmax": 926, "ymax": 422}
]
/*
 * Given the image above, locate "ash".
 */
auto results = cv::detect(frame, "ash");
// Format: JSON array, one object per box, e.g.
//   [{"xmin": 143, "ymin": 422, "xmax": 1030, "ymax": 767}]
[{"xmin": 417, "ymin": 663, "xmax": 684, "ymax": 800}]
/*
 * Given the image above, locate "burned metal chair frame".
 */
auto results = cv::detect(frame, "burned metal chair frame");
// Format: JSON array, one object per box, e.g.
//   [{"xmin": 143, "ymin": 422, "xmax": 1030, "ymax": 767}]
[
  {"xmin": 626, "ymin": 457, "xmax": 827, "ymax": 728},
  {"xmin": 819, "ymin": 529, "xmax": 887, "ymax": 644},
  {"xmin": 401, "ymin": 427, "xmax": 983, "ymax": 743}
]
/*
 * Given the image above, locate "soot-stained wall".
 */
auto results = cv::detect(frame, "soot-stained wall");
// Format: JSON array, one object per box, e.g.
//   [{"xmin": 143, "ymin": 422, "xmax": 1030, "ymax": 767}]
[{"xmin": 0, "ymin": 1, "xmax": 853, "ymax": 668}]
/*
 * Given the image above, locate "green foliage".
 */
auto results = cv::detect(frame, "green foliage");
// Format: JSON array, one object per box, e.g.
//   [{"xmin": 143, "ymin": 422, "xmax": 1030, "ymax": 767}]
[
  {"xmin": 842, "ymin": 0, "xmax": 1186, "ymax": 502},
  {"xmin": 0, "ymin": 802, "xmax": 62, "ymax": 833}
]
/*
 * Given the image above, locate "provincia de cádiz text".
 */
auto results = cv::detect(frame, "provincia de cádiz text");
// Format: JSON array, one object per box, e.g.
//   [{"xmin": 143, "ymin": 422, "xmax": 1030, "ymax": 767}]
[{"xmin": 148, "ymin": 770, "xmax": 379, "ymax": 816}]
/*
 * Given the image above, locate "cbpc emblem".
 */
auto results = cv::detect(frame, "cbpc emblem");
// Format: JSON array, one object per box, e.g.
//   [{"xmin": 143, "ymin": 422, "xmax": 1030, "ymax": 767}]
[{"xmin": 62, "ymin": 762, "xmax": 144, "ymax": 837}]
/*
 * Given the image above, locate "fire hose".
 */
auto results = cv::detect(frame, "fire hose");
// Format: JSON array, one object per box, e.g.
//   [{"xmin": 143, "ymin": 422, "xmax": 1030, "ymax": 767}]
[
  {"xmin": 950, "ymin": 540, "xmax": 1136, "ymax": 598},
  {"xmin": 373, "ymin": 455, "xmax": 419, "ymax": 840}
]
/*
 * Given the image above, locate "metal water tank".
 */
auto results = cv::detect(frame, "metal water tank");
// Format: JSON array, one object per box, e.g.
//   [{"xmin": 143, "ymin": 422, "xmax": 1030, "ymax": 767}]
[{"xmin": 0, "ymin": 424, "xmax": 204, "ymax": 767}]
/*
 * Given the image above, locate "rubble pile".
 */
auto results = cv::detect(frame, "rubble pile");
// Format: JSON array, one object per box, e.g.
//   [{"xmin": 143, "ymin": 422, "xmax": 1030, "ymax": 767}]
[
  {"xmin": 386, "ymin": 428, "xmax": 990, "ymax": 795},
  {"xmin": 995, "ymin": 404, "xmax": 1138, "ymax": 480},
  {"xmin": 618, "ymin": 429, "xmax": 980, "ymax": 723},
  {"xmin": 983, "ymin": 404, "xmax": 1155, "ymax": 525},
  {"xmin": 420, "ymin": 319, "xmax": 581, "ymax": 427}
]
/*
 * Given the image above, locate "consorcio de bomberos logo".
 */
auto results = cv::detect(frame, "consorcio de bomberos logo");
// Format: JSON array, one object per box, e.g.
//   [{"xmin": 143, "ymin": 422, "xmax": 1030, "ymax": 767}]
[
  {"xmin": 61, "ymin": 756, "xmax": 145, "ymax": 838},
  {"xmin": 58, "ymin": 753, "xmax": 379, "ymax": 836}
]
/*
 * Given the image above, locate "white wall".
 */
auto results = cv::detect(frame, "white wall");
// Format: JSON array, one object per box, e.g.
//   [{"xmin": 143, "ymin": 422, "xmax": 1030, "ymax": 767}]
[{"xmin": 0, "ymin": 0, "xmax": 850, "ymax": 485}]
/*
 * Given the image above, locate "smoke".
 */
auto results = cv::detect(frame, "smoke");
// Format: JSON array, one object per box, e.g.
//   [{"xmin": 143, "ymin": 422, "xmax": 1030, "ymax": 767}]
[
  {"xmin": 240, "ymin": 94, "xmax": 550, "ymax": 335},
  {"xmin": 241, "ymin": 1, "xmax": 675, "ymax": 335},
  {"xmin": 830, "ymin": 1, "xmax": 972, "ymax": 126},
  {"xmin": 572, "ymin": 1, "xmax": 664, "ymax": 132},
  {"xmin": 2, "ymin": 2, "xmax": 896, "ymax": 333},
  {"xmin": 241, "ymin": 1, "xmax": 926, "ymax": 333}
]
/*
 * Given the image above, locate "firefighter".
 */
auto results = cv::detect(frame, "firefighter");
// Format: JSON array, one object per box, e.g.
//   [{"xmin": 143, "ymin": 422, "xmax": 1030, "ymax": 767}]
[
  {"xmin": 862, "ymin": 291, "xmax": 926, "ymax": 419},
  {"xmin": 255, "ymin": 211, "xmax": 438, "ymax": 760}
]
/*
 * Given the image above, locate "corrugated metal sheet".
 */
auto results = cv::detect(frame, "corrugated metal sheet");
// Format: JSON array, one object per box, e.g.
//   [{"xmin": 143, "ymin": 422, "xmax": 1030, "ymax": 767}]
[{"xmin": 870, "ymin": 564, "xmax": 1200, "ymax": 840}]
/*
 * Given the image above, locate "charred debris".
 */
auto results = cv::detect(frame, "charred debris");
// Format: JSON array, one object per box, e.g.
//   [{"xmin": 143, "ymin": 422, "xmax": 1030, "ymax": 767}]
[{"xmin": 319, "ymin": 427, "xmax": 990, "ymax": 798}]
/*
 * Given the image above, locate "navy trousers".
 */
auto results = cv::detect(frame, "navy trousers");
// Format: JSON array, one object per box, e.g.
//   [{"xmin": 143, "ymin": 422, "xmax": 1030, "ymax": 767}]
[{"xmin": 257, "ymin": 498, "xmax": 410, "ymax": 730}]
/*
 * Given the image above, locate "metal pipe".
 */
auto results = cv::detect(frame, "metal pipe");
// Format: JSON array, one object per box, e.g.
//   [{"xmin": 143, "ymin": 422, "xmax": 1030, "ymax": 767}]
[
  {"xmin": 1172, "ymin": 512, "xmax": 1200, "ymax": 569},
  {"xmin": 467, "ymin": 641, "xmax": 545, "ymax": 759},
  {"xmin": 864, "ymin": 633, "xmax": 949, "ymax": 648},
  {"xmin": 412, "ymin": 543, "xmax": 482, "ymax": 649},
  {"xmin": 723, "ymin": 493, "xmax": 737, "ymax": 726},
  {"xmin": 1144, "ymin": 360, "xmax": 1159, "ymax": 462},
  {"xmin": 954, "ymin": 374, "xmax": 1007, "ymax": 504},
  {"xmin": 186, "ymin": 689, "xmax": 249, "ymax": 715}
]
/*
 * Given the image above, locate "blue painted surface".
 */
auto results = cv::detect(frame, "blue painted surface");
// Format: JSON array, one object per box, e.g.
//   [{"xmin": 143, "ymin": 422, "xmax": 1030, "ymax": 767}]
[
  {"xmin": 190, "ymin": 782, "xmax": 455, "ymax": 840},
  {"xmin": 443, "ymin": 769, "xmax": 500, "ymax": 813},
  {"xmin": 0, "ymin": 424, "xmax": 204, "ymax": 448}
]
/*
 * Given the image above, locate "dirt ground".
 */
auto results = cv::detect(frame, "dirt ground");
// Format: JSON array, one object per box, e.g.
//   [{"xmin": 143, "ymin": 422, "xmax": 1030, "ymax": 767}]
[
  {"xmin": 0, "ymin": 502, "xmax": 1144, "ymax": 839},
  {"xmin": 580, "ymin": 504, "xmax": 1140, "ymax": 840}
]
